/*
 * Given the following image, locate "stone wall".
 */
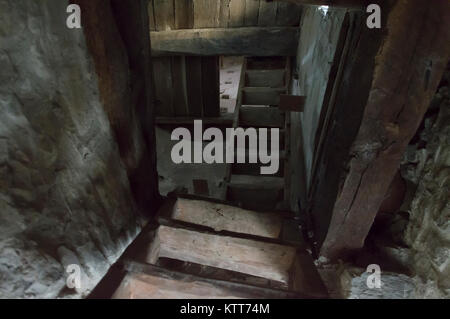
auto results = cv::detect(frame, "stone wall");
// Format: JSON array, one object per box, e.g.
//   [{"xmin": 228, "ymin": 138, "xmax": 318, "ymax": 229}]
[
  {"xmin": 0, "ymin": 0, "xmax": 157, "ymax": 298},
  {"xmin": 401, "ymin": 65, "xmax": 450, "ymax": 298}
]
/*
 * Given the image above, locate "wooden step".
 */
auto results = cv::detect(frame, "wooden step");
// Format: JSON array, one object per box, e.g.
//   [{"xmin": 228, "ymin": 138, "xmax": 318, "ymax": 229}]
[
  {"xmin": 227, "ymin": 175, "xmax": 284, "ymax": 211},
  {"xmin": 113, "ymin": 261, "xmax": 303, "ymax": 299},
  {"xmin": 146, "ymin": 225, "xmax": 297, "ymax": 284},
  {"xmin": 246, "ymin": 57, "xmax": 287, "ymax": 70},
  {"xmin": 242, "ymin": 87, "xmax": 286, "ymax": 106},
  {"xmin": 169, "ymin": 198, "xmax": 283, "ymax": 239},
  {"xmin": 239, "ymin": 106, "xmax": 285, "ymax": 127},
  {"xmin": 245, "ymin": 69, "xmax": 286, "ymax": 87}
]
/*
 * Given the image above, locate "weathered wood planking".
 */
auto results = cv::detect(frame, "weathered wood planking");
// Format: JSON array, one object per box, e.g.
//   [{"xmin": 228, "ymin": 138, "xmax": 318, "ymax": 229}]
[
  {"xmin": 258, "ymin": 0, "xmax": 278, "ymax": 26},
  {"xmin": 201, "ymin": 56, "xmax": 220, "ymax": 117},
  {"xmin": 153, "ymin": 0, "xmax": 174, "ymax": 31},
  {"xmin": 229, "ymin": 0, "xmax": 246, "ymax": 27},
  {"xmin": 148, "ymin": 0, "xmax": 156, "ymax": 31},
  {"xmin": 151, "ymin": 0, "xmax": 301, "ymax": 30},
  {"xmin": 120, "ymin": 261, "xmax": 304, "ymax": 298},
  {"xmin": 174, "ymin": 0, "xmax": 194, "ymax": 29},
  {"xmin": 185, "ymin": 56, "xmax": 204, "ymax": 117},
  {"xmin": 275, "ymin": 2, "xmax": 302, "ymax": 26},
  {"xmin": 319, "ymin": 0, "xmax": 450, "ymax": 260},
  {"xmin": 242, "ymin": 87, "xmax": 285, "ymax": 105},
  {"xmin": 219, "ymin": 0, "xmax": 231, "ymax": 27},
  {"xmin": 172, "ymin": 198, "xmax": 283, "ymax": 238},
  {"xmin": 246, "ymin": 69, "xmax": 286, "ymax": 87},
  {"xmin": 244, "ymin": 0, "xmax": 260, "ymax": 26},
  {"xmin": 151, "ymin": 27, "xmax": 299, "ymax": 56},
  {"xmin": 153, "ymin": 57, "xmax": 174, "ymax": 116},
  {"xmin": 152, "ymin": 225, "xmax": 297, "ymax": 283},
  {"xmin": 113, "ymin": 272, "xmax": 244, "ymax": 299},
  {"xmin": 171, "ymin": 56, "xmax": 189, "ymax": 116},
  {"xmin": 193, "ymin": 0, "xmax": 220, "ymax": 28}
]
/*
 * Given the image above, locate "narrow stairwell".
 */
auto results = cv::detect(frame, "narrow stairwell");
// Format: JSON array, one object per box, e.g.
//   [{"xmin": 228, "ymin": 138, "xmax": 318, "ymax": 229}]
[{"xmin": 93, "ymin": 197, "xmax": 328, "ymax": 299}]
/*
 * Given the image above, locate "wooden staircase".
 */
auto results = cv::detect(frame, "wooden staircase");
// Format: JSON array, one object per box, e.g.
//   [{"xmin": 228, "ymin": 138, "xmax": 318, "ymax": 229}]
[
  {"xmin": 221, "ymin": 56, "xmax": 292, "ymax": 212},
  {"xmin": 103, "ymin": 197, "xmax": 328, "ymax": 299}
]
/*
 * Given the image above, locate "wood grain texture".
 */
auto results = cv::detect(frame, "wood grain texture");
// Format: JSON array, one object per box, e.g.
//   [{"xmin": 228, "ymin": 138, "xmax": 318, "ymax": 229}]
[
  {"xmin": 153, "ymin": 0, "xmax": 174, "ymax": 31},
  {"xmin": 172, "ymin": 198, "xmax": 283, "ymax": 238},
  {"xmin": 244, "ymin": 0, "xmax": 261, "ymax": 26},
  {"xmin": 174, "ymin": 0, "xmax": 194, "ymax": 29},
  {"xmin": 258, "ymin": 0, "xmax": 277, "ymax": 26},
  {"xmin": 154, "ymin": 225, "xmax": 297, "ymax": 283},
  {"xmin": 150, "ymin": 27, "xmax": 300, "ymax": 56}
]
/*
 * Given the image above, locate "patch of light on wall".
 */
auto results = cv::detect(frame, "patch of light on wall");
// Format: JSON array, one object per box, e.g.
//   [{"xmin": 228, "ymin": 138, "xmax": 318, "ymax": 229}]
[{"xmin": 318, "ymin": 5, "xmax": 329, "ymax": 17}]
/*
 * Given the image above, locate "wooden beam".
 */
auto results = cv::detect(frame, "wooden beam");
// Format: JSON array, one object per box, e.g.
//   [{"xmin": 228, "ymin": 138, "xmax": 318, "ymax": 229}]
[
  {"xmin": 274, "ymin": 0, "xmax": 367, "ymax": 8},
  {"xmin": 319, "ymin": 0, "xmax": 450, "ymax": 260},
  {"xmin": 150, "ymin": 27, "xmax": 300, "ymax": 56},
  {"xmin": 155, "ymin": 114, "xmax": 234, "ymax": 125}
]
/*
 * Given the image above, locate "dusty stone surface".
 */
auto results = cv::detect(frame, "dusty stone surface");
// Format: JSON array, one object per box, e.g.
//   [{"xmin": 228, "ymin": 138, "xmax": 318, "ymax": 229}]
[
  {"xmin": 401, "ymin": 69, "xmax": 450, "ymax": 298},
  {"xmin": 0, "ymin": 0, "xmax": 144, "ymax": 298}
]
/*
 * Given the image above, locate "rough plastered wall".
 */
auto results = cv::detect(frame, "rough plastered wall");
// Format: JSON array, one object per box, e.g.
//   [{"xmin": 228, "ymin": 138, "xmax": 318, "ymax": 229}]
[
  {"xmin": 0, "ymin": 0, "xmax": 146, "ymax": 298},
  {"xmin": 291, "ymin": 7, "xmax": 346, "ymax": 188}
]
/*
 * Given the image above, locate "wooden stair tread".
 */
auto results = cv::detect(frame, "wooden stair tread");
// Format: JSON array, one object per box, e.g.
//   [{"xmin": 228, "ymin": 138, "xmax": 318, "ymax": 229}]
[
  {"xmin": 113, "ymin": 261, "xmax": 303, "ymax": 299},
  {"xmin": 245, "ymin": 69, "xmax": 286, "ymax": 87},
  {"xmin": 171, "ymin": 198, "xmax": 283, "ymax": 239},
  {"xmin": 113, "ymin": 272, "xmax": 244, "ymax": 299},
  {"xmin": 148, "ymin": 225, "xmax": 297, "ymax": 284}
]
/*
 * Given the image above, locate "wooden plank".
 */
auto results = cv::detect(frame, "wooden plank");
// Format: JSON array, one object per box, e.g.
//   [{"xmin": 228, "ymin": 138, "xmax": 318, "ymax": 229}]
[
  {"xmin": 229, "ymin": 0, "xmax": 246, "ymax": 27},
  {"xmin": 150, "ymin": 27, "xmax": 300, "ymax": 56},
  {"xmin": 153, "ymin": 0, "xmax": 174, "ymax": 31},
  {"xmin": 246, "ymin": 69, "xmax": 285, "ymax": 87},
  {"xmin": 275, "ymin": 2, "xmax": 302, "ymax": 26},
  {"xmin": 218, "ymin": 0, "xmax": 231, "ymax": 27},
  {"xmin": 193, "ymin": 0, "xmax": 220, "ymax": 28},
  {"xmin": 171, "ymin": 56, "xmax": 189, "ymax": 116},
  {"xmin": 122, "ymin": 261, "xmax": 304, "ymax": 298},
  {"xmin": 112, "ymin": 272, "xmax": 246, "ymax": 299},
  {"xmin": 148, "ymin": 0, "xmax": 156, "ymax": 31},
  {"xmin": 258, "ymin": 0, "xmax": 277, "ymax": 26},
  {"xmin": 274, "ymin": 0, "xmax": 365, "ymax": 7},
  {"xmin": 172, "ymin": 198, "xmax": 283, "ymax": 238},
  {"xmin": 174, "ymin": 0, "xmax": 194, "ymax": 29},
  {"xmin": 152, "ymin": 57, "xmax": 173, "ymax": 116},
  {"xmin": 228, "ymin": 175, "xmax": 285, "ymax": 211},
  {"xmin": 221, "ymin": 59, "xmax": 247, "ymax": 200},
  {"xmin": 152, "ymin": 225, "xmax": 297, "ymax": 283},
  {"xmin": 289, "ymin": 251, "xmax": 329, "ymax": 297},
  {"xmin": 156, "ymin": 114, "xmax": 234, "ymax": 125},
  {"xmin": 242, "ymin": 87, "xmax": 285, "ymax": 106},
  {"xmin": 279, "ymin": 94, "xmax": 306, "ymax": 112},
  {"xmin": 239, "ymin": 106, "xmax": 285, "ymax": 127},
  {"xmin": 244, "ymin": 0, "xmax": 260, "ymax": 26},
  {"xmin": 229, "ymin": 175, "xmax": 284, "ymax": 190},
  {"xmin": 185, "ymin": 56, "xmax": 204, "ymax": 117},
  {"xmin": 201, "ymin": 56, "xmax": 220, "ymax": 117}
]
